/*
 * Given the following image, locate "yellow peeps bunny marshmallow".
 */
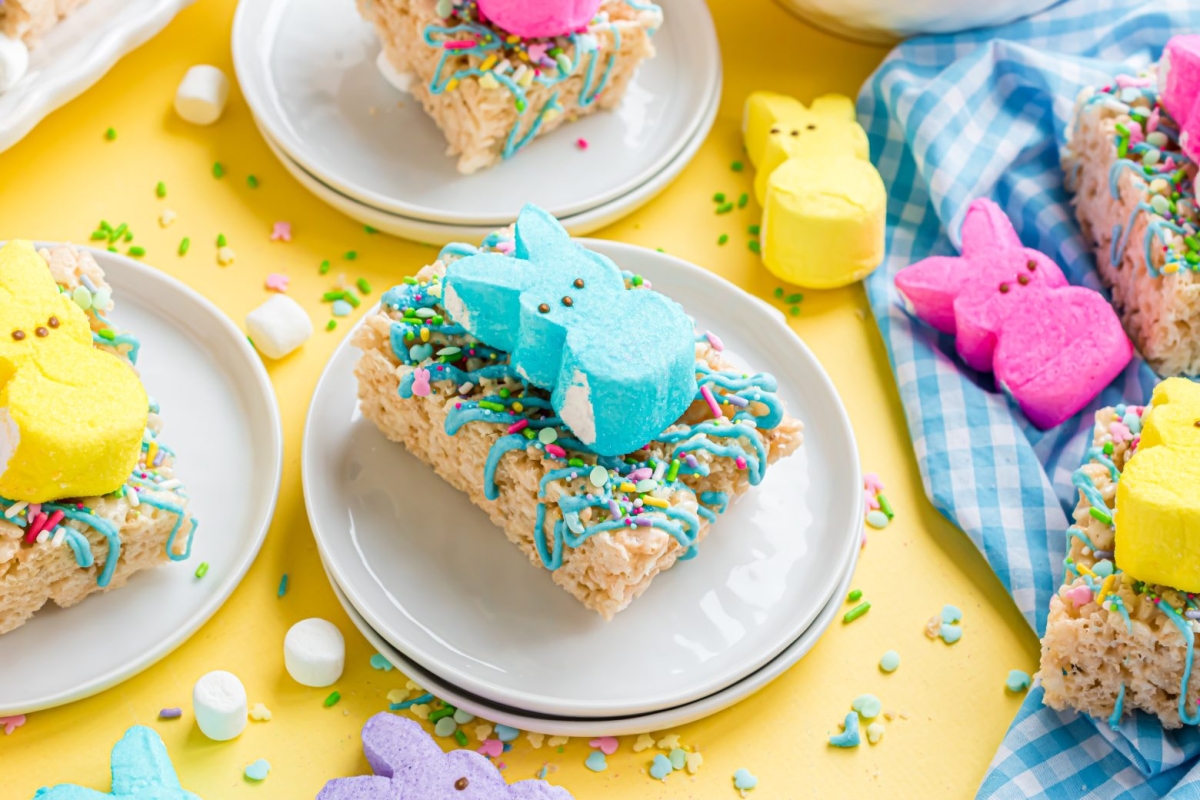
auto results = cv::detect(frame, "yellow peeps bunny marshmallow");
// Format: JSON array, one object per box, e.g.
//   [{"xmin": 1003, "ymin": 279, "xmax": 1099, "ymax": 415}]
[
  {"xmin": 742, "ymin": 91, "xmax": 886, "ymax": 289},
  {"xmin": 0, "ymin": 241, "xmax": 147, "ymax": 503},
  {"xmin": 1114, "ymin": 378, "xmax": 1200, "ymax": 590}
]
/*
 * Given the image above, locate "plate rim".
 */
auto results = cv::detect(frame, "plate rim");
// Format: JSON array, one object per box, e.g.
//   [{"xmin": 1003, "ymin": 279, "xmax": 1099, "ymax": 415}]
[
  {"xmin": 301, "ymin": 240, "xmax": 863, "ymax": 717},
  {"xmin": 324, "ymin": 535, "xmax": 859, "ymax": 735},
  {"xmin": 0, "ymin": 243, "xmax": 284, "ymax": 716},
  {"xmin": 231, "ymin": 0, "xmax": 721, "ymax": 225},
  {"xmin": 0, "ymin": 0, "xmax": 196, "ymax": 154},
  {"xmin": 251, "ymin": 69, "xmax": 720, "ymax": 246}
]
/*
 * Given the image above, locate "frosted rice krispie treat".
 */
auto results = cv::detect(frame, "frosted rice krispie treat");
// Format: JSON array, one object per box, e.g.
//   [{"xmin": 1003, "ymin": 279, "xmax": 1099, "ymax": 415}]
[
  {"xmin": 0, "ymin": 241, "xmax": 198, "ymax": 634},
  {"xmin": 1063, "ymin": 35, "xmax": 1200, "ymax": 377},
  {"xmin": 1038, "ymin": 377, "xmax": 1200, "ymax": 729},
  {"xmin": 0, "ymin": 0, "xmax": 92, "ymax": 45},
  {"xmin": 358, "ymin": 0, "xmax": 662, "ymax": 173},
  {"xmin": 354, "ymin": 205, "xmax": 802, "ymax": 619}
]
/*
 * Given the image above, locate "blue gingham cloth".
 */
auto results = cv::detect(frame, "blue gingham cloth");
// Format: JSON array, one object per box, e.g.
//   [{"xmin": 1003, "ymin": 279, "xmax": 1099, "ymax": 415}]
[{"xmin": 857, "ymin": 1, "xmax": 1200, "ymax": 797}]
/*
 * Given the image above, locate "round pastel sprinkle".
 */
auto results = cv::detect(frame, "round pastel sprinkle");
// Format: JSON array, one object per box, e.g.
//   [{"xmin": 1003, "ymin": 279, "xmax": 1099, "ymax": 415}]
[
  {"xmin": 852, "ymin": 693, "xmax": 882, "ymax": 719},
  {"xmin": 866, "ymin": 510, "xmax": 889, "ymax": 529},
  {"xmin": 453, "ymin": 708, "xmax": 475, "ymax": 725},
  {"xmin": 494, "ymin": 723, "xmax": 520, "ymax": 742},
  {"xmin": 433, "ymin": 717, "xmax": 457, "ymax": 737},
  {"xmin": 72, "ymin": 285, "xmax": 92, "ymax": 310},
  {"xmin": 635, "ymin": 479, "xmax": 656, "ymax": 493},
  {"xmin": 939, "ymin": 623, "xmax": 963, "ymax": 644},
  {"xmin": 733, "ymin": 768, "xmax": 758, "ymax": 791},
  {"xmin": 649, "ymin": 754, "xmax": 674, "ymax": 780},
  {"xmin": 668, "ymin": 747, "xmax": 687, "ymax": 770},
  {"xmin": 585, "ymin": 751, "xmax": 608, "ymax": 772},
  {"xmin": 332, "ymin": 299, "xmax": 353, "ymax": 317},
  {"xmin": 244, "ymin": 759, "xmax": 270, "ymax": 781},
  {"xmin": 879, "ymin": 650, "xmax": 900, "ymax": 673},
  {"xmin": 369, "ymin": 653, "xmax": 393, "ymax": 671},
  {"xmin": 941, "ymin": 604, "xmax": 962, "ymax": 624},
  {"xmin": 537, "ymin": 427, "xmax": 558, "ymax": 445},
  {"xmin": 866, "ymin": 721, "xmax": 885, "ymax": 745},
  {"xmin": 589, "ymin": 465, "xmax": 608, "ymax": 487},
  {"xmin": 1006, "ymin": 669, "xmax": 1032, "ymax": 693}
]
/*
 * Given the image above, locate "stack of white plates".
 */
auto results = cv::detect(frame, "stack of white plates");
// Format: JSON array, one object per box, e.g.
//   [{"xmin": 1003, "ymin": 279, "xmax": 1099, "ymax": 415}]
[
  {"xmin": 301, "ymin": 241, "xmax": 863, "ymax": 734},
  {"xmin": 232, "ymin": 0, "xmax": 721, "ymax": 245}
]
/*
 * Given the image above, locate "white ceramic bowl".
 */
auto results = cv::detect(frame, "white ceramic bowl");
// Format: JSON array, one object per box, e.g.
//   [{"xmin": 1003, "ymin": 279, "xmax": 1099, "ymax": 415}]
[{"xmin": 773, "ymin": 0, "xmax": 1060, "ymax": 44}]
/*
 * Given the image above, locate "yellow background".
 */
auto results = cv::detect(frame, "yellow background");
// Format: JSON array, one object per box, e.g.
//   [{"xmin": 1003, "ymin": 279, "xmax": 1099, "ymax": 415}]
[{"xmin": 1, "ymin": 0, "xmax": 1041, "ymax": 797}]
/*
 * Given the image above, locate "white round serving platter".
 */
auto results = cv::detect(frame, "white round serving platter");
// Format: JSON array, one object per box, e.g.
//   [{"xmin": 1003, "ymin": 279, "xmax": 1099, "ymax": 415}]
[
  {"xmin": 232, "ymin": 0, "xmax": 720, "ymax": 225},
  {"xmin": 252, "ymin": 68, "xmax": 717, "ymax": 245},
  {"xmin": 0, "ymin": 246, "xmax": 283, "ymax": 715},
  {"xmin": 302, "ymin": 241, "xmax": 862, "ymax": 718},
  {"xmin": 323, "ymin": 537, "xmax": 858, "ymax": 736},
  {"xmin": 0, "ymin": 0, "xmax": 194, "ymax": 154}
]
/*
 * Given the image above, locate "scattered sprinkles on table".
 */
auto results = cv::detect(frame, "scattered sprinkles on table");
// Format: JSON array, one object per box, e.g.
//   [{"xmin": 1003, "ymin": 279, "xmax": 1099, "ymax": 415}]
[
  {"xmin": 926, "ymin": 604, "xmax": 963, "ymax": 644},
  {"xmin": 863, "ymin": 471, "xmax": 892, "ymax": 530},
  {"xmin": 265, "ymin": 273, "xmax": 290, "ymax": 292},
  {"xmin": 1005, "ymin": 669, "xmax": 1032, "ymax": 693},
  {"xmin": 270, "ymin": 221, "xmax": 293, "ymax": 242},
  {"xmin": 244, "ymin": 758, "xmax": 271, "ymax": 781},
  {"xmin": 1, "ymin": 714, "xmax": 25, "ymax": 735},
  {"xmin": 879, "ymin": 650, "xmax": 900, "ymax": 673},
  {"xmin": 158, "ymin": 708, "xmax": 182, "ymax": 720}
]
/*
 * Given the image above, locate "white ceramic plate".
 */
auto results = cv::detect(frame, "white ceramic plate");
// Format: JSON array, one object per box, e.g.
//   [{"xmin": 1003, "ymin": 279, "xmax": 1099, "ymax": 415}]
[
  {"xmin": 232, "ymin": 0, "xmax": 719, "ymax": 225},
  {"xmin": 252, "ymin": 70, "xmax": 717, "ymax": 245},
  {"xmin": 323, "ymin": 538, "xmax": 858, "ymax": 736},
  {"xmin": 0, "ymin": 0, "xmax": 194, "ymax": 154},
  {"xmin": 0, "ymin": 246, "xmax": 283, "ymax": 715},
  {"xmin": 302, "ymin": 241, "xmax": 862, "ymax": 718}
]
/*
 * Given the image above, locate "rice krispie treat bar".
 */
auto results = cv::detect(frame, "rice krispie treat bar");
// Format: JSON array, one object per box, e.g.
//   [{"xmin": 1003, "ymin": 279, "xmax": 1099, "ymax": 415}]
[
  {"xmin": 0, "ymin": 243, "xmax": 197, "ymax": 635},
  {"xmin": 0, "ymin": 0, "xmax": 92, "ymax": 45},
  {"xmin": 1038, "ymin": 380, "xmax": 1200, "ymax": 729},
  {"xmin": 1063, "ymin": 36, "xmax": 1200, "ymax": 377},
  {"xmin": 358, "ymin": 0, "xmax": 662, "ymax": 173},
  {"xmin": 354, "ymin": 208, "xmax": 802, "ymax": 619}
]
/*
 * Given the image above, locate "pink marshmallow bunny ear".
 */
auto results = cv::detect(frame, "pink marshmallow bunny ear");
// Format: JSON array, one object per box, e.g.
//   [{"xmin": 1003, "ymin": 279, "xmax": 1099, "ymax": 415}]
[
  {"xmin": 959, "ymin": 198, "xmax": 1023, "ymax": 257},
  {"xmin": 894, "ymin": 255, "xmax": 970, "ymax": 333}
]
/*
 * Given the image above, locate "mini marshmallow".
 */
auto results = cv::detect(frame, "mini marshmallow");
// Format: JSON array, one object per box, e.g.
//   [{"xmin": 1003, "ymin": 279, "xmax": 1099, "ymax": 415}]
[
  {"xmin": 246, "ymin": 295, "xmax": 313, "ymax": 360},
  {"xmin": 376, "ymin": 51, "xmax": 413, "ymax": 94},
  {"xmin": 174, "ymin": 65, "xmax": 230, "ymax": 126},
  {"xmin": 284, "ymin": 618, "xmax": 344, "ymax": 687},
  {"xmin": 192, "ymin": 670, "xmax": 247, "ymax": 741},
  {"xmin": 0, "ymin": 34, "xmax": 29, "ymax": 94}
]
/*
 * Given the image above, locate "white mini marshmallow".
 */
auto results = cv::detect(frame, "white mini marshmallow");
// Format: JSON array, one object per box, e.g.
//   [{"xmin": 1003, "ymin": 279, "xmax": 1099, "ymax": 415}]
[
  {"xmin": 0, "ymin": 35, "xmax": 29, "ymax": 94},
  {"xmin": 246, "ymin": 295, "xmax": 313, "ymax": 360},
  {"xmin": 193, "ymin": 670, "xmax": 247, "ymax": 741},
  {"xmin": 174, "ymin": 65, "xmax": 230, "ymax": 125},
  {"xmin": 376, "ymin": 50, "xmax": 414, "ymax": 93},
  {"xmin": 284, "ymin": 618, "xmax": 345, "ymax": 688}
]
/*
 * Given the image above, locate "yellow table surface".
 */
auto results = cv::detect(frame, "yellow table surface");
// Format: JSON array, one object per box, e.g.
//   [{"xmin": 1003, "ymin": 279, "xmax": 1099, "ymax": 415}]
[{"xmin": 1, "ymin": 0, "xmax": 1041, "ymax": 796}]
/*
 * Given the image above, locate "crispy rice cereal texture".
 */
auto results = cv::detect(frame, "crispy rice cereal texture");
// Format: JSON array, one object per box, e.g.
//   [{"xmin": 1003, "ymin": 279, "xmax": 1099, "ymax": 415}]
[
  {"xmin": 357, "ymin": 0, "xmax": 660, "ymax": 174},
  {"xmin": 0, "ymin": 246, "xmax": 197, "ymax": 635},
  {"xmin": 1063, "ymin": 82, "xmax": 1200, "ymax": 377},
  {"xmin": 1038, "ymin": 407, "xmax": 1200, "ymax": 729},
  {"xmin": 0, "ymin": 0, "xmax": 92, "ymax": 45},
  {"xmin": 353, "ymin": 261, "xmax": 802, "ymax": 619}
]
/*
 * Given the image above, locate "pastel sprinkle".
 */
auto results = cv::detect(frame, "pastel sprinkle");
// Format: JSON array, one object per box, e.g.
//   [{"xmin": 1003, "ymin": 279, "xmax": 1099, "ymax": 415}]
[
  {"xmin": 852, "ymin": 693, "xmax": 882, "ymax": 719},
  {"xmin": 685, "ymin": 751, "xmax": 704, "ymax": 774},
  {"xmin": 332, "ymin": 300, "xmax": 353, "ymax": 317},
  {"xmin": 0, "ymin": 715, "xmax": 25, "ymax": 735},
  {"xmin": 270, "ymin": 221, "xmax": 292, "ymax": 242},
  {"xmin": 576, "ymin": 138, "xmax": 589, "ymax": 150},
  {"xmin": 866, "ymin": 510, "xmax": 889, "ymax": 528},
  {"xmin": 843, "ymin": 602, "xmax": 870, "ymax": 624},
  {"xmin": 495, "ymin": 724, "xmax": 519, "ymax": 742},
  {"xmin": 649, "ymin": 754, "xmax": 673, "ymax": 780},
  {"xmin": 733, "ymin": 767, "xmax": 758, "ymax": 790},
  {"xmin": 478, "ymin": 739, "xmax": 503, "ymax": 758},
  {"xmin": 939, "ymin": 624, "xmax": 963, "ymax": 644},
  {"xmin": 588, "ymin": 736, "xmax": 618, "ymax": 755},
  {"xmin": 584, "ymin": 751, "xmax": 607, "ymax": 772},
  {"xmin": 1006, "ymin": 669, "xmax": 1032, "ymax": 693},
  {"xmin": 668, "ymin": 748, "xmax": 687, "ymax": 770},
  {"xmin": 633, "ymin": 733, "xmax": 655, "ymax": 752},
  {"xmin": 323, "ymin": 691, "xmax": 341, "ymax": 707},
  {"xmin": 828, "ymin": 713, "xmax": 860, "ymax": 748},
  {"xmin": 866, "ymin": 721, "xmax": 885, "ymax": 745},
  {"xmin": 244, "ymin": 759, "xmax": 270, "ymax": 781},
  {"xmin": 277, "ymin": 573, "xmax": 288, "ymax": 597},
  {"xmin": 369, "ymin": 653, "xmax": 393, "ymax": 671},
  {"xmin": 453, "ymin": 709, "xmax": 475, "ymax": 724},
  {"xmin": 249, "ymin": 703, "xmax": 272, "ymax": 721},
  {"xmin": 880, "ymin": 650, "xmax": 900, "ymax": 672},
  {"xmin": 941, "ymin": 604, "xmax": 962, "ymax": 624},
  {"xmin": 194, "ymin": 562, "xmax": 209, "ymax": 579},
  {"xmin": 434, "ymin": 717, "xmax": 457, "ymax": 737},
  {"xmin": 158, "ymin": 708, "xmax": 182, "ymax": 719},
  {"xmin": 265, "ymin": 273, "xmax": 290, "ymax": 292}
]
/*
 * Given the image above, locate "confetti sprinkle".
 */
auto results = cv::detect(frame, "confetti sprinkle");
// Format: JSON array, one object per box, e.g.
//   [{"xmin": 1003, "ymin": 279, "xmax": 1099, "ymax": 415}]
[
  {"xmin": 656, "ymin": 734, "xmax": 680, "ymax": 750},
  {"xmin": 270, "ymin": 221, "xmax": 292, "ymax": 242},
  {"xmin": 178, "ymin": 237, "xmax": 190, "ymax": 256},
  {"xmin": 344, "ymin": 251, "xmax": 358, "ymax": 260},
  {"xmin": 326, "ymin": 320, "xmax": 337, "ymax": 331},
  {"xmin": 649, "ymin": 754, "xmax": 673, "ymax": 780},
  {"xmin": 880, "ymin": 650, "xmax": 901, "ymax": 673},
  {"xmin": 1006, "ymin": 669, "xmax": 1032, "ymax": 693},
  {"xmin": 277, "ymin": 573, "xmax": 288, "ymax": 597},
  {"xmin": 668, "ymin": 748, "xmax": 686, "ymax": 770},
  {"xmin": 357, "ymin": 278, "xmax": 372, "ymax": 295},
  {"xmin": 495, "ymin": 724, "xmax": 519, "ymax": 742},
  {"xmin": 332, "ymin": 300, "xmax": 353, "ymax": 317},
  {"xmin": 633, "ymin": 733, "xmax": 655, "ymax": 752},
  {"xmin": 718, "ymin": 233, "xmax": 728, "ymax": 245},
  {"xmin": 478, "ymin": 739, "xmax": 503, "ymax": 758},
  {"xmin": 685, "ymin": 751, "xmax": 704, "ymax": 774},
  {"xmin": 128, "ymin": 246, "xmax": 145, "ymax": 258},
  {"xmin": 828, "ymin": 713, "xmax": 860, "ymax": 748},
  {"xmin": 156, "ymin": 181, "xmax": 167, "ymax": 198},
  {"xmin": 866, "ymin": 509, "xmax": 889, "ymax": 528},
  {"xmin": 588, "ymin": 736, "xmax": 618, "ymax": 755},
  {"xmin": 852, "ymin": 694, "xmax": 882, "ymax": 719},
  {"xmin": 265, "ymin": 273, "xmax": 290, "ymax": 292},
  {"xmin": 843, "ymin": 601, "xmax": 871, "ymax": 624},
  {"xmin": 194, "ymin": 562, "xmax": 209, "ymax": 579},
  {"xmin": 848, "ymin": 589, "xmax": 862, "ymax": 602},
  {"xmin": 244, "ymin": 759, "xmax": 271, "ymax": 781},
  {"xmin": 1, "ymin": 715, "xmax": 25, "ymax": 735},
  {"xmin": 866, "ymin": 721, "xmax": 885, "ymax": 744},
  {"xmin": 733, "ymin": 767, "xmax": 758, "ymax": 791},
  {"xmin": 158, "ymin": 708, "xmax": 182, "ymax": 720},
  {"xmin": 584, "ymin": 751, "xmax": 607, "ymax": 772},
  {"xmin": 364, "ymin": 225, "xmax": 377, "ymax": 234},
  {"xmin": 160, "ymin": 209, "xmax": 177, "ymax": 227},
  {"xmin": 527, "ymin": 733, "xmax": 545, "ymax": 749},
  {"xmin": 217, "ymin": 246, "xmax": 236, "ymax": 266},
  {"xmin": 576, "ymin": 138, "xmax": 589, "ymax": 150},
  {"xmin": 369, "ymin": 654, "xmax": 394, "ymax": 671},
  {"xmin": 247, "ymin": 175, "xmax": 260, "ymax": 188},
  {"xmin": 731, "ymin": 161, "xmax": 744, "ymax": 172},
  {"xmin": 105, "ymin": 127, "xmax": 117, "ymax": 141},
  {"xmin": 323, "ymin": 691, "xmax": 341, "ymax": 707},
  {"xmin": 249, "ymin": 703, "xmax": 272, "ymax": 721},
  {"xmin": 320, "ymin": 259, "xmax": 331, "ymax": 275},
  {"xmin": 212, "ymin": 162, "xmax": 225, "ymax": 179}
]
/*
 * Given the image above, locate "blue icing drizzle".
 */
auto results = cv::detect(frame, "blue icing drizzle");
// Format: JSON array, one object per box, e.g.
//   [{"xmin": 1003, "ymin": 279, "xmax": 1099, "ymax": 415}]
[{"xmin": 1110, "ymin": 683, "xmax": 1125, "ymax": 730}]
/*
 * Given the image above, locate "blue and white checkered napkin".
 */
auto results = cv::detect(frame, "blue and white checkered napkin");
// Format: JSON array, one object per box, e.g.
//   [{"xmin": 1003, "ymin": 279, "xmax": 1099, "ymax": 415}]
[{"xmin": 857, "ymin": 1, "xmax": 1200, "ymax": 797}]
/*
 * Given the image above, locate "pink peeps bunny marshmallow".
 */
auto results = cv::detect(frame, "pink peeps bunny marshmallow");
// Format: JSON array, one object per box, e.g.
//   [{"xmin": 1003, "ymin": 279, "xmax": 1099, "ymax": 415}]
[
  {"xmin": 476, "ymin": 0, "xmax": 601, "ymax": 38},
  {"xmin": 895, "ymin": 198, "xmax": 1133, "ymax": 429},
  {"xmin": 1160, "ymin": 35, "xmax": 1200, "ymax": 162},
  {"xmin": 411, "ymin": 367, "xmax": 432, "ymax": 397}
]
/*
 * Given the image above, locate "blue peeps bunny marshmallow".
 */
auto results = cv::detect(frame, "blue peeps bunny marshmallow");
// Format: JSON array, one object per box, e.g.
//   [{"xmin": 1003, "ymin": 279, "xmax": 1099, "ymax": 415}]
[
  {"xmin": 33, "ymin": 725, "xmax": 202, "ymax": 799},
  {"xmin": 443, "ymin": 204, "xmax": 697, "ymax": 456}
]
